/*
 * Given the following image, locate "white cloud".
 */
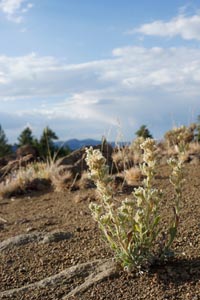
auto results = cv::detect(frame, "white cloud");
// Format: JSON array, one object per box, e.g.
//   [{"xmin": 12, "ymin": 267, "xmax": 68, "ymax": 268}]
[
  {"xmin": 133, "ymin": 14, "xmax": 200, "ymax": 40},
  {"xmin": 0, "ymin": 0, "xmax": 33, "ymax": 23},
  {"xmin": 1, "ymin": 46, "xmax": 200, "ymax": 142}
]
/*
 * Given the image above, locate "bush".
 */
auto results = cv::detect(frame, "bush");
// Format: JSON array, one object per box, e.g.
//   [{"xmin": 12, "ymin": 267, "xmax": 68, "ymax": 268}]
[
  {"xmin": 164, "ymin": 125, "xmax": 195, "ymax": 152},
  {"xmin": 0, "ymin": 162, "xmax": 51, "ymax": 198},
  {"xmin": 86, "ymin": 138, "xmax": 185, "ymax": 272}
]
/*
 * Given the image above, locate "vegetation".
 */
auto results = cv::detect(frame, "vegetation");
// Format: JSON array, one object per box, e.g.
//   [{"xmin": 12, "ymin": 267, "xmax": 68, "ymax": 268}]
[
  {"xmin": 86, "ymin": 130, "xmax": 186, "ymax": 272},
  {"xmin": 0, "ymin": 162, "xmax": 51, "ymax": 198},
  {"xmin": 135, "ymin": 125, "xmax": 153, "ymax": 139},
  {"xmin": 17, "ymin": 127, "xmax": 36, "ymax": 147},
  {"xmin": 16, "ymin": 126, "xmax": 70, "ymax": 160},
  {"xmin": 38, "ymin": 126, "xmax": 59, "ymax": 159},
  {"xmin": 0, "ymin": 158, "xmax": 73, "ymax": 198},
  {"xmin": 164, "ymin": 124, "xmax": 195, "ymax": 151}
]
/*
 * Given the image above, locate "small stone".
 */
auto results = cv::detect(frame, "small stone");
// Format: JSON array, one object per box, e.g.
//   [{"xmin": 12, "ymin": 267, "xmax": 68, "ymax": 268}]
[
  {"xmin": 26, "ymin": 227, "xmax": 36, "ymax": 233},
  {"xmin": 0, "ymin": 224, "xmax": 5, "ymax": 230},
  {"xmin": 6, "ymin": 259, "xmax": 13, "ymax": 265},
  {"xmin": 19, "ymin": 267, "xmax": 27, "ymax": 274}
]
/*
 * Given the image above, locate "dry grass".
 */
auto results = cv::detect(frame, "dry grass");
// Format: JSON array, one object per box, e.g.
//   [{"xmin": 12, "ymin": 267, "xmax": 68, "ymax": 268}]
[
  {"xmin": 0, "ymin": 159, "xmax": 74, "ymax": 198},
  {"xmin": 0, "ymin": 162, "xmax": 51, "ymax": 199},
  {"xmin": 124, "ymin": 167, "xmax": 142, "ymax": 186},
  {"xmin": 77, "ymin": 171, "xmax": 95, "ymax": 190},
  {"xmin": 130, "ymin": 136, "xmax": 145, "ymax": 164},
  {"xmin": 112, "ymin": 146, "xmax": 134, "ymax": 172},
  {"xmin": 163, "ymin": 141, "xmax": 200, "ymax": 163},
  {"xmin": 189, "ymin": 142, "xmax": 200, "ymax": 154},
  {"xmin": 164, "ymin": 125, "xmax": 195, "ymax": 152},
  {"xmin": 49, "ymin": 165, "xmax": 73, "ymax": 192}
]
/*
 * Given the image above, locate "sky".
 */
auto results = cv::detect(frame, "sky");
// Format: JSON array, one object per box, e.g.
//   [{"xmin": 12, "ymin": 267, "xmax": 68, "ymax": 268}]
[{"xmin": 0, "ymin": 0, "xmax": 200, "ymax": 143}]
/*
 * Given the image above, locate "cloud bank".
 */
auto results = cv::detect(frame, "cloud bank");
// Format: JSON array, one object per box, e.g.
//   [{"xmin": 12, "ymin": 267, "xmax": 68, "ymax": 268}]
[
  {"xmin": 0, "ymin": 0, "xmax": 33, "ymax": 23},
  {"xmin": 133, "ymin": 13, "xmax": 200, "ymax": 40},
  {"xmin": 0, "ymin": 44, "xmax": 200, "ymax": 142}
]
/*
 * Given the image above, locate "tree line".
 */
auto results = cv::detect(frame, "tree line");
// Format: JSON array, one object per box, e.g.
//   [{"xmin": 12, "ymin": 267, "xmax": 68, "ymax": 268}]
[
  {"xmin": 1, "ymin": 116, "xmax": 200, "ymax": 159},
  {"xmin": 0, "ymin": 125, "xmax": 70, "ymax": 159}
]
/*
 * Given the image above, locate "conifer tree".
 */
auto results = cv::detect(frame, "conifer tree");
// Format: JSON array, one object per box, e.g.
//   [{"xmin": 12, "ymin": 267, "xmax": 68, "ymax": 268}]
[
  {"xmin": 135, "ymin": 125, "xmax": 153, "ymax": 139},
  {"xmin": 39, "ymin": 126, "xmax": 58, "ymax": 159},
  {"xmin": 17, "ymin": 127, "xmax": 35, "ymax": 147}
]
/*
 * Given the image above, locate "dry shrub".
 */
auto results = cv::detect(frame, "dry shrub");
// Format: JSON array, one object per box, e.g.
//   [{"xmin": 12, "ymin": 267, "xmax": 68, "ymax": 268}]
[
  {"xmin": 130, "ymin": 137, "xmax": 145, "ymax": 165},
  {"xmin": 124, "ymin": 167, "xmax": 142, "ymax": 186},
  {"xmin": 164, "ymin": 125, "xmax": 195, "ymax": 151},
  {"xmin": 0, "ymin": 162, "xmax": 51, "ymax": 198},
  {"xmin": 189, "ymin": 142, "xmax": 200, "ymax": 154},
  {"xmin": 112, "ymin": 137, "xmax": 146, "ymax": 173},
  {"xmin": 112, "ymin": 145, "xmax": 134, "ymax": 172},
  {"xmin": 0, "ymin": 159, "xmax": 74, "ymax": 198},
  {"xmin": 49, "ymin": 165, "xmax": 73, "ymax": 192},
  {"xmin": 77, "ymin": 171, "xmax": 95, "ymax": 190}
]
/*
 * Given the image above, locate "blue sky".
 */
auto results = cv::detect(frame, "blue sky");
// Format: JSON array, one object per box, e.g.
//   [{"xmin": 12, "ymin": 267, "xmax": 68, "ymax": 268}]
[{"xmin": 0, "ymin": 0, "xmax": 200, "ymax": 143}]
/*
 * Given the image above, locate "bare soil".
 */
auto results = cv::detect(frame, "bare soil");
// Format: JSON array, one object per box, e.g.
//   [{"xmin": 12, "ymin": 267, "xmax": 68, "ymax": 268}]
[{"xmin": 0, "ymin": 163, "xmax": 200, "ymax": 300}]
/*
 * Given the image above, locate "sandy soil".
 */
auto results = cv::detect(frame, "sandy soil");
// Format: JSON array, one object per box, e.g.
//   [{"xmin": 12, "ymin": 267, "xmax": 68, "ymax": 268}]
[{"xmin": 0, "ymin": 163, "xmax": 199, "ymax": 300}]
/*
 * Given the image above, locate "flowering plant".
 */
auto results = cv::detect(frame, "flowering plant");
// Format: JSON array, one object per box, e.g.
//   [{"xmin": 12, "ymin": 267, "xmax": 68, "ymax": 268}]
[{"xmin": 86, "ymin": 137, "xmax": 185, "ymax": 272}]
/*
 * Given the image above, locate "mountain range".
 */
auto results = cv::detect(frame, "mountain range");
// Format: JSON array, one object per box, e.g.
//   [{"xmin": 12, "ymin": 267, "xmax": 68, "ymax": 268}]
[{"xmin": 55, "ymin": 139, "xmax": 103, "ymax": 151}]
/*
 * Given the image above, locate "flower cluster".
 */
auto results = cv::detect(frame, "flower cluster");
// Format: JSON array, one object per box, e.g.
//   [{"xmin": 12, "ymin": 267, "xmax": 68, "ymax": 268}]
[{"xmin": 85, "ymin": 147, "xmax": 113, "ymax": 203}]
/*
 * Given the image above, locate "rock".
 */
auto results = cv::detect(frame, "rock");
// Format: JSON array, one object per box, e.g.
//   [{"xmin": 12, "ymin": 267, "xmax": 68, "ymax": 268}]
[
  {"xmin": 0, "ymin": 259, "xmax": 116, "ymax": 299},
  {"xmin": 16, "ymin": 144, "xmax": 39, "ymax": 159},
  {"xmin": 63, "ymin": 259, "xmax": 117, "ymax": 299},
  {"xmin": 0, "ymin": 233, "xmax": 42, "ymax": 251},
  {"xmin": 41, "ymin": 231, "xmax": 73, "ymax": 244},
  {"xmin": 56, "ymin": 148, "xmax": 86, "ymax": 167},
  {"xmin": 0, "ymin": 145, "xmax": 39, "ymax": 182},
  {"xmin": 26, "ymin": 178, "xmax": 51, "ymax": 191},
  {"xmin": 0, "ymin": 231, "xmax": 73, "ymax": 251},
  {"xmin": 0, "ymin": 154, "xmax": 37, "ymax": 181},
  {"xmin": 0, "ymin": 223, "xmax": 5, "ymax": 230},
  {"xmin": 0, "ymin": 154, "xmax": 16, "ymax": 168},
  {"xmin": 56, "ymin": 141, "xmax": 114, "ymax": 180}
]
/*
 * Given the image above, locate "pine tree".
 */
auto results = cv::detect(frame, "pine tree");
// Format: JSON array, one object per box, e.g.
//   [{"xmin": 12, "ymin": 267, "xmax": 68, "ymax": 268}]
[
  {"xmin": 0, "ymin": 125, "xmax": 12, "ymax": 157},
  {"xmin": 39, "ymin": 126, "xmax": 58, "ymax": 159},
  {"xmin": 17, "ymin": 127, "xmax": 34, "ymax": 147},
  {"xmin": 135, "ymin": 125, "xmax": 153, "ymax": 139}
]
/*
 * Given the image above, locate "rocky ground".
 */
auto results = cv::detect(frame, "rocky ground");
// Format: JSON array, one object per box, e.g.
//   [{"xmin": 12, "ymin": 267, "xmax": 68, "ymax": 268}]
[{"xmin": 0, "ymin": 163, "xmax": 199, "ymax": 300}]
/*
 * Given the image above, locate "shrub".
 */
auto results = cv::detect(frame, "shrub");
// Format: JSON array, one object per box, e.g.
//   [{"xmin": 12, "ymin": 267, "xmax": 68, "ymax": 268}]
[
  {"xmin": 86, "ymin": 138, "xmax": 185, "ymax": 272},
  {"xmin": 164, "ymin": 125, "xmax": 195, "ymax": 153},
  {"xmin": 130, "ymin": 136, "xmax": 145, "ymax": 165},
  {"xmin": 50, "ymin": 165, "xmax": 72, "ymax": 192},
  {"xmin": 124, "ymin": 167, "xmax": 142, "ymax": 186},
  {"xmin": 0, "ymin": 162, "xmax": 51, "ymax": 198},
  {"xmin": 112, "ymin": 145, "xmax": 134, "ymax": 172}
]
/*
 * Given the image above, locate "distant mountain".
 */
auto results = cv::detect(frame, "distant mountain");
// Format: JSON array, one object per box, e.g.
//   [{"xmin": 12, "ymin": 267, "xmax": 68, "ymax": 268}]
[
  {"xmin": 55, "ymin": 139, "xmax": 129, "ymax": 151},
  {"xmin": 55, "ymin": 139, "xmax": 102, "ymax": 151}
]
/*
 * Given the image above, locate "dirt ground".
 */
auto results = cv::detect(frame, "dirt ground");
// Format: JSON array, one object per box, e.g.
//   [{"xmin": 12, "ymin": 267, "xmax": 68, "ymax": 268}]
[{"xmin": 0, "ymin": 163, "xmax": 199, "ymax": 300}]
